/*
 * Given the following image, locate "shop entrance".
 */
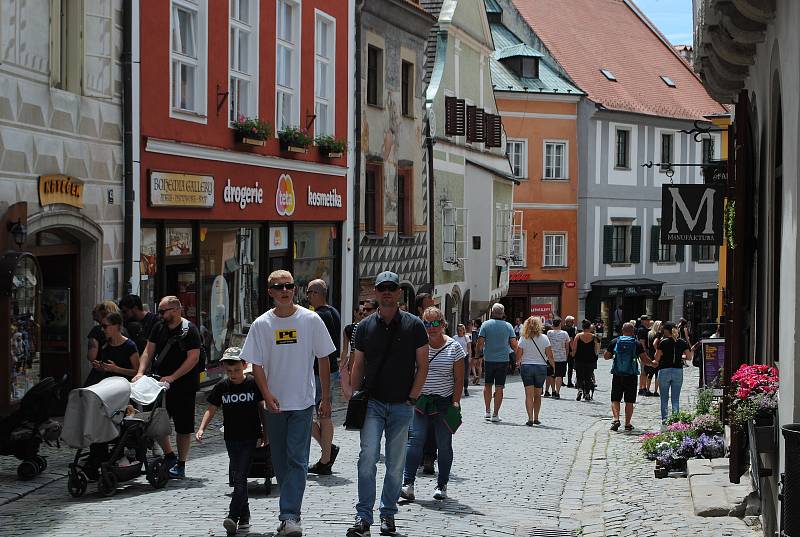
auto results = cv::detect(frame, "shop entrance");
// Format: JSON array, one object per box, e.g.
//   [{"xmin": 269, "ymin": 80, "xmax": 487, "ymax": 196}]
[
  {"xmin": 684, "ymin": 289, "xmax": 718, "ymax": 339},
  {"xmin": 165, "ymin": 262, "xmax": 198, "ymax": 324}
]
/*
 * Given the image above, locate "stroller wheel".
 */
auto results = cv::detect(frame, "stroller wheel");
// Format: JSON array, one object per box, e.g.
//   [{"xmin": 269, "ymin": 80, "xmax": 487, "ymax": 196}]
[
  {"xmin": 68, "ymin": 471, "xmax": 88, "ymax": 498},
  {"xmin": 17, "ymin": 460, "xmax": 38, "ymax": 481},
  {"xmin": 98, "ymin": 470, "xmax": 118, "ymax": 497},
  {"xmin": 33, "ymin": 455, "xmax": 47, "ymax": 474},
  {"xmin": 146, "ymin": 459, "xmax": 169, "ymax": 489}
]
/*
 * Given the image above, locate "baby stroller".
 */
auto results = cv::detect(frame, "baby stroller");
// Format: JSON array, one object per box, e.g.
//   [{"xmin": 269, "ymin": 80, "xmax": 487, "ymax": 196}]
[
  {"xmin": 62, "ymin": 376, "xmax": 172, "ymax": 497},
  {"xmin": 0, "ymin": 377, "xmax": 63, "ymax": 480}
]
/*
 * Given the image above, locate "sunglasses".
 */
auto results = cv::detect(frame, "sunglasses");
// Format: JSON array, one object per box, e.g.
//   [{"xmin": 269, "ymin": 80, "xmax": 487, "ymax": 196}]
[
  {"xmin": 269, "ymin": 283, "xmax": 296, "ymax": 291},
  {"xmin": 375, "ymin": 284, "xmax": 399, "ymax": 292},
  {"xmin": 157, "ymin": 307, "xmax": 177, "ymax": 315},
  {"xmin": 423, "ymin": 320, "xmax": 444, "ymax": 328}
]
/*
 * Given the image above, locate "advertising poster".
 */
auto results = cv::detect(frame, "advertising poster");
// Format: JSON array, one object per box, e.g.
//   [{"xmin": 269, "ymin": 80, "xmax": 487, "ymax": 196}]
[
  {"xmin": 166, "ymin": 227, "xmax": 193, "ymax": 256},
  {"xmin": 41, "ymin": 288, "xmax": 70, "ymax": 352},
  {"xmin": 701, "ymin": 338, "xmax": 725, "ymax": 388},
  {"xmin": 141, "ymin": 228, "xmax": 157, "ymax": 276},
  {"xmin": 177, "ymin": 271, "xmax": 197, "ymax": 323}
]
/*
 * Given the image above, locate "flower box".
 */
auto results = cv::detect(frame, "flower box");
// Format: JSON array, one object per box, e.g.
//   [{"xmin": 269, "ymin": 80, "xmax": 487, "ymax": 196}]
[
  {"xmin": 238, "ymin": 136, "xmax": 265, "ymax": 147},
  {"xmin": 314, "ymin": 135, "xmax": 347, "ymax": 159},
  {"xmin": 324, "ymin": 151, "xmax": 343, "ymax": 158},
  {"xmin": 282, "ymin": 144, "xmax": 307, "ymax": 154},
  {"xmin": 232, "ymin": 116, "xmax": 272, "ymax": 145},
  {"xmin": 749, "ymin": 420, "xmax": 776, "ymax": 454}
]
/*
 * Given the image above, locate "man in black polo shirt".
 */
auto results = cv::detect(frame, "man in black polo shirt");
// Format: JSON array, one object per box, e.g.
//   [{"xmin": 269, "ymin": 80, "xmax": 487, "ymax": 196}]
[
  {"xmin": 346, "ymin": 271, "xmax": 429, "ymax": 537},
  {"xmin": 119, "ymin": 294, "xmax": 158, "ymax": 354}
]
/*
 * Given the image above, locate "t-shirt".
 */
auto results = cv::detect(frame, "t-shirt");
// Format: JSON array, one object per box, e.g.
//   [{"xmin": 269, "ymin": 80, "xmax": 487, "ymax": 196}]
[
  {"xmin": 99, "ymin": 339, "xmax": 138, "ymax": 379},
  {"xmin": 606, "ymin": 337, "xmax": 646, "ymax": 376},
  {"xmin": 564, "ymin": 325, "xmax": 577, "ymax": 339},
  {"xmin": 656, "ymin": 338, "xmax": 690, "ymax": 369},
  {"xmin": 354, "ymin": 310, "xmax": 429, "ymax": 403},
  {"xmin": 148, "ymin": 320, "xmax": 202, "ymax": 393},
  {"xmin": 313, "ymin": 305, "xmax": 341, "ymax": 374},
  {"xmin": 636, "ymin": 325, "xmax": 650, "ymax": 345},
  {"xmin": 471, "ymin": 330, "xmax": 482, "ymax": 357},
  {"xmin": 478, "ymin": 319, "xmax": 516, "ymax": 362},
  {"xmin": 240, "ymin": 306, "xmax": 336, "ymax": 411},
  {"xmin": 126, "ymin": 311, "xmax": 158, "ymax": 354},
  {"xmin": 422, "ymin": 337, "xmax": 467, "ymax": 397},
  {"xmin": 207, "ymin": 375, "xmax": 264, "ymax": 440},
  {"xmin": 518, "ymin": 335, "xmax": 551, "ymax": 366},
  {"xmin": 453, "ymin": 335, "xmax": 470, "ymax": 356},
  {"xmin": 547, "ymin": 329, "xmax": 570, "ymax": 362}
]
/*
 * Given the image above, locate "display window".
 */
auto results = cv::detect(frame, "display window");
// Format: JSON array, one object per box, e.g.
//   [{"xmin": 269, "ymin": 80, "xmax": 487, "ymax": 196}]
[{"xmin": 293, "ymin": 224, "xmax": 337, "ymax": 307}]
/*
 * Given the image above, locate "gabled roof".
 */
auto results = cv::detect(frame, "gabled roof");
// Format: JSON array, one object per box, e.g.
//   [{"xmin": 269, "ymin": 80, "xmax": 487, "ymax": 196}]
[
  {"xmin": 511, "ymin": 0, "xmax": 726, "ymax": 120},
  {"xmin": 493, "ymin": 43, "xmax": 543, "ymax": 61}
]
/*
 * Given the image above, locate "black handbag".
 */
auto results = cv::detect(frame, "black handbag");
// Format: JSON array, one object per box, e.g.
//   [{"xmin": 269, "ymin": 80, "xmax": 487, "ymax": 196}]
[{"xmin": 344, "ymin": 321, "xmax": 397, "ymax": 431}]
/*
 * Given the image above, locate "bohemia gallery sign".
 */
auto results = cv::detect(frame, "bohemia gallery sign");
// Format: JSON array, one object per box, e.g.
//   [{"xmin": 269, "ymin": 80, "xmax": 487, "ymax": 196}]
[{"xmin": 660, "ymin": 185, "xmax": 724, "ymax": 245}]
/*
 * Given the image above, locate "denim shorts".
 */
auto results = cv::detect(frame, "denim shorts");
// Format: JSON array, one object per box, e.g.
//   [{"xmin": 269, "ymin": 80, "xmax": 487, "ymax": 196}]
[{"xmin": 520, "ymin": 364, "xmax": 548, "ymax": 389}]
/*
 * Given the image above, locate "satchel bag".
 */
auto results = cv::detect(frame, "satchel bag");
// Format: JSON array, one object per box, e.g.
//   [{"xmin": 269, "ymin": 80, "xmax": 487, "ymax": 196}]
[{"xmin": 344, "ymin": 321, "xmax": 397, "ymax": 431}]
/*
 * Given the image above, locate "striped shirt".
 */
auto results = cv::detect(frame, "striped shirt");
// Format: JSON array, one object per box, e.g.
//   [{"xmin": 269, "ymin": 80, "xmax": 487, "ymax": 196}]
[{"xmin": 422, "ymin": 336, "xmax": 467, "ymax": 397}]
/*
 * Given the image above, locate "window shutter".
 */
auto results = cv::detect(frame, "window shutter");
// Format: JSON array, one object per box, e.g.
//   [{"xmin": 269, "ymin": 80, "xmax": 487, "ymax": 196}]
[
  {"xmin": 455, "ymin": 99, "xmax": 465, "ymax": 135},
  {"xmin": 691, "ymin": 245, "xmax": 700, "ymax": 262},
  {"xmin": 466, "ymin": 105, "xmax": 476, "ymax": 142},
  {"xmin": 603, "ymin": 226, "xmax": 613, "ymax": 264},
  {"xmin": 484, "ymin": 114, "xmax": 502, "ymax": 147},
  {"xmin": 713, "ymin": 246, "xmax": 720, "ymax": 261},
  {"xmin": 676, "ymin": 245, "xmax": 685, "ymax": 262},
  {"xmin": 474, "ymin": 108, "xmax": 485, "ymax": 142},
  {"xmin": 629, "ymin": 226, "xmax": 641, "ymax": 264},
  {"xmin": 445, "ymin": 96, "xmax": 456, "ymax": 135},
  {"xmin": 650, "ymin": 225, "xmax": 660, "ymax": 262}
]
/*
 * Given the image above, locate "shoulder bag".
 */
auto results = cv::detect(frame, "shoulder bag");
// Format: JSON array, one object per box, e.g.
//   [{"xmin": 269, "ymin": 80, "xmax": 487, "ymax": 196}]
[{"xmin": 530, "ymin": 337, "xmax": 551, "ymax": 370}]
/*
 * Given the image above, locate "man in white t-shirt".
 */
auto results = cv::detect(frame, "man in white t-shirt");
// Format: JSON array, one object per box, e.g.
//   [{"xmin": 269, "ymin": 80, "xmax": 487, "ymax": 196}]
[
  {"xmin": 544, "ymin": 318, "xmax": 571, "ymax": 399},
  {"xmin": 241, "ymin": 270, "xmax": 336, "ymax": 537}
]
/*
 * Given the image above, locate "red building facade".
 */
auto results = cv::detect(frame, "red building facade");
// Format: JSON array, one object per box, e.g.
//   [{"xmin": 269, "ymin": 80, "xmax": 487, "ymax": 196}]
[{"xmin": 135, "ymin": 0, "xmax": 350, "ymax": 377}]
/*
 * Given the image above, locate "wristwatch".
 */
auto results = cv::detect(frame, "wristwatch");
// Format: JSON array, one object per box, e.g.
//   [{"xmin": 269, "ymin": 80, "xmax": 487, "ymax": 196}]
[{"xmin": 407, "ymin": 396, "xmax": 418, "ymax": 405}]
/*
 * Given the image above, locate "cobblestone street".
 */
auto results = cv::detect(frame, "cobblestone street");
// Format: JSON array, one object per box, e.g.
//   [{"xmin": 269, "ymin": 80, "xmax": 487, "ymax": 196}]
[{"xmin": 0, "ymin": 361, "xmax": 759, "ymax": 536}]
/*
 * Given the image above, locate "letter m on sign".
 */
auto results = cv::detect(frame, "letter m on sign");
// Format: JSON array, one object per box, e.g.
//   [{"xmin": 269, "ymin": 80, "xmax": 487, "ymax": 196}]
[{"xmin": 660, "ymin": 185, "xmax": 723, "ymax": 245}]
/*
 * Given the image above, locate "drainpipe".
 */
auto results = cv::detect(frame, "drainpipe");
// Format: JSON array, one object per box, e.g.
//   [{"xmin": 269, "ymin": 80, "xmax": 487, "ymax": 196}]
[
  {"xmin": 121, "ymin": 0, "xmax": 135, "ymax": 295},
  {"xmin": 426, "ymin": 116, "xmax": 435, "ymax": 289},
  {"xmin": 352, "ymin": 0, "xmax": 364, "ymax": 306}
]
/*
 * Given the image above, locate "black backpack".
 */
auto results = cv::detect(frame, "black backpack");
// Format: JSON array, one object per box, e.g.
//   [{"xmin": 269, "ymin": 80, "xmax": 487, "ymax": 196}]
[{"xmin": 154, "ymin": 318, "xmax": 207, "ymax": 374}]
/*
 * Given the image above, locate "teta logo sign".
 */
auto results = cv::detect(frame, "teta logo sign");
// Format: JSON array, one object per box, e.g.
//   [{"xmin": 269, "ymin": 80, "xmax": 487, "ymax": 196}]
[{"xmin": 276, "ymin": 174, "xmax": 295, "ymax": 216}]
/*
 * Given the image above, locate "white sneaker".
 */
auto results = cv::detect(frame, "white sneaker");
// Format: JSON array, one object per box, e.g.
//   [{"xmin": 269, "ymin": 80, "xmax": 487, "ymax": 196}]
[
  {"xmin": 433, "ymin": 485, "xmax": 448, "ymax": 500},
  {"xmin": 277, "ymin": 518, "xmax": 302, "ymax": 536},
  {"xmin": 491, "ymin": 415, "xmax": 501, "ymax": 422},
  {"xmin": 400, "ymin": 482, "xmax": 415, "ymax": 501},
  {"xmin": 484, "ymin": 412, "xmax": 491, "ymax": 420}
]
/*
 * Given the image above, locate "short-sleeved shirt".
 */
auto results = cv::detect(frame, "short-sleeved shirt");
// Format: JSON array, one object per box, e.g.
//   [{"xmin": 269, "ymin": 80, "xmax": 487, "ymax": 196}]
[
  {"xmin": 240, "ymin": 306, "xmax": 336, "ymax": 411},
  {"xmin": 636, "ymin": 325, "xmax": 650, "ymax": 345},
  {"xmin": 354, "ymin": 310, "xmax": 428, "ymax": 403},
  {"xmin": 547, "ymin": 329, "xmax": 570, "ymax": 362},
  {"xmin": 564, "ymin": 325, "xmax": 577, "ymax": 339},
  {"xmin": 422, "ymin": 337, "xmax": 467, "ymax": 396},
  {"xmin": 148, "ymin": 320, "xmax": 202, "ymax": 393},
  {"xmin": 478, "ymin": 319, "xmax": 516, "ymax": 362},
  {"xmin": 99, "ymin": 339, "xmax": 138, "ymax": 378},
  {"xmin": 313, "ymin": 304, "xmax": 341, "ymax": 375},
  {"xmin": 127, "ymin": 311, "xmax": 158, "ymax": 354},
  {"xmin": 656, "ymin": 337, "xmax": 690, "ymax": 369},
  {"xmin": 207, "ymin": 375, "xmax": 263, "ymax": 440},
  {"xmin": 606, "ymin": 338, "xmax": 646, "ymax": 358},
  {"xmin": 453, "ymin": 335, "xmax": 470, "ymax": 356},
  {"xmin": 518, "ymin": 335, "xmax": 551, "ymax": 365}
]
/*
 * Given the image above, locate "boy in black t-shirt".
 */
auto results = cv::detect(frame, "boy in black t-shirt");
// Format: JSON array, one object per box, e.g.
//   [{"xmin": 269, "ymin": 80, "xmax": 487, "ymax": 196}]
[{"xmin": 196, "ymin": 348, "xmax": 266, "ymax": 536}]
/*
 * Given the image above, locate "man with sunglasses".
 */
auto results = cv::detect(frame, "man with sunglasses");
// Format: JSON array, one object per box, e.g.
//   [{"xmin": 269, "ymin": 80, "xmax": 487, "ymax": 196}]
[
  {"xmin": 347, "ymin": 272, "xmax": 429, "ymax": 537},
  {"xmin": 241, "ymin": 270, "xmax": 336, "ymax": 537},
  {"xmin": 133, "ymin": 295, "xmax": 202, "ymax": 479}
]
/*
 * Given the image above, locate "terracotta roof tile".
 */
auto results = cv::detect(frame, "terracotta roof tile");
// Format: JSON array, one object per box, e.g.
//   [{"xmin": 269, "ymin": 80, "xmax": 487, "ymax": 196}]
[{"xmin": 511, "ymin": 0, "xmax": 726, "ymax": 120}]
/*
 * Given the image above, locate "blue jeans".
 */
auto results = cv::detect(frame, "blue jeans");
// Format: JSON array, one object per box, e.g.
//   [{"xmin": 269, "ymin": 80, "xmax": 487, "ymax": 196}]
[
  {"xmin": 226, "ymin": 438, "xmax": 258, "ymax": 520},
  {"xmin": 403, "ymin": 395, "xmax": 454, "ymax": 487},
  {"xmin": 658, "ymin": 368, "xmax": 684, "ymax": 422},
  {"xmin": 266, "ymin": 406, "xmax": 313, "ymax": 522},
  {"xmin": 356, "ymin": 399, "xmax": 413, "ymax": 525}
]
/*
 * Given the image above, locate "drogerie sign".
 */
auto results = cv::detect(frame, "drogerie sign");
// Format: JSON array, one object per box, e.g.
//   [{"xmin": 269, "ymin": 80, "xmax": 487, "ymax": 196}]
[{"xmin": 660, "ymin": 184, "xmax": 724, "ymax": 245}]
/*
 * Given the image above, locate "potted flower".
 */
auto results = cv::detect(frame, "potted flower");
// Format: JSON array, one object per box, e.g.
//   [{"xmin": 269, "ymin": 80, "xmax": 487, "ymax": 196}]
[
  {"xmin": 278, "ymin": 127, "xmax": 313, "ymax": 153},
  {"xmin": 315, "ymin": 135, "xmax": 347, "ymax": 158},
  {"xmin": 232, "ymin": 115, "xmax": 272, "ymax": 146},
  {"xmin": 730, "ymin": 364, "xmax": 779, "ymax": 453}
]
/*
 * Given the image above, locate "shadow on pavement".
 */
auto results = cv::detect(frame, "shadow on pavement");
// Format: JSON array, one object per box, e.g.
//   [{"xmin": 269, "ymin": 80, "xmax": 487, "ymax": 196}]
[
  {"xmin": 307, "ymin": 474, "xmax": 353, "ymax": 487},
  {"xmin": 410, "ymin": 497, "xmax": 485, "ymax": 517}
]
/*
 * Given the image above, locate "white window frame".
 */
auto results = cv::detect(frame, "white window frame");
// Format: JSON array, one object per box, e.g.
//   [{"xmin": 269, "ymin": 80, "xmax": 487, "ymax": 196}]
[
  {"xmin": 615, "ymin": 127, "xmax": 630, "ymax": 169},
  {"xmin": 229, "ymin": 0, "xmax": 259, "ymax": 125},
  {"xmin": 543, "ymin": 140, "xmax": 568, "ymax": 180},
  {"xmin": 170, "ymin": 0, "xmax": 208, "ymax": 123},
  {"xmin": 611, "ymin": 222, "xmax": 631, "ymax": 264},
  {"xmin": 442, "ymin": 203, "xmax": 468, "ymax": 271},
  {"xmin": 506, "ymin": 139, "xmax": 527, "ymax": 179},
  {"xmin": 659, "ymin": 132, "xmax": 674, "ymax": 173},
  {"xmin": 511, "ymin": 231, "xmax": 526, "ymax": 268},
  {"xmin": 314, "ymin": 10, "xmax": 335, "ymax": 137},
  {"xmin": 543, "ymin": 232, "xmax": 567, "ymax": 268},
  {"xmin": 276, "ymin": 0, "xmax": 301, "ymax": 131},
  {"xmin": 495, "ymin": 207, "xmax": 516, "ymax": 267}
]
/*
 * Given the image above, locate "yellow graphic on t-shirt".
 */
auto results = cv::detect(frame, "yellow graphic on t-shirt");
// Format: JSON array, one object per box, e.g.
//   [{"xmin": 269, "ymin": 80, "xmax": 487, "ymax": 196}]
[{"xmin": 275, "ymin": 329, "xmax": 298, "ymax": 345}]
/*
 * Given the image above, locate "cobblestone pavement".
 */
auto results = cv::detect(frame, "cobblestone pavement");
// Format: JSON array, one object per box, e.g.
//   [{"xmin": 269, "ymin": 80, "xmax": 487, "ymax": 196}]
[{"xmin": 0, "ymin": 361, "xmax": 760, "ymax": 536}]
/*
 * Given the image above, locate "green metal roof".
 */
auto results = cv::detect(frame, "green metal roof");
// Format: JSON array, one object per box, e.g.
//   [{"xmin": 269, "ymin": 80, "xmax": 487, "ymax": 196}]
[
  {"xmin": 493, "ymin": 43, "xmax": 543, "ymax": 60},
  {"xmin": 484, "ymin": 0, "xmax": 502, "ymax": 14}
]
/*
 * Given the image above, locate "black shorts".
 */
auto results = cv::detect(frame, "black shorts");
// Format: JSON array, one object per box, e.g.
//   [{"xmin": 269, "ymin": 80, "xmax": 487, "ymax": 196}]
[
  {"xmin": 165, "ymin": 389, "xmax": 197, "ymax": 434},
  {"xmin": 643, "ymin": 365, "xmax": 657, "ymax": 377},
  {"xmin": 484, "ymin": 362, "xmax": 508, "ymax": 387},
  {"xmin": 610, "ymin": 375, "xmax": 638, "ymax": 403},
  {"xmin": 549, "ymin": 362, "xmax": 567, "ymax": 378}
]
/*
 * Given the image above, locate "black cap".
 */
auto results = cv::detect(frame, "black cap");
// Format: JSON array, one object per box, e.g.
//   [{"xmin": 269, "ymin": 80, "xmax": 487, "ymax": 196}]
[{"xmin": 662, "ymin": 321, "xmax": 676, "ymax": 331}]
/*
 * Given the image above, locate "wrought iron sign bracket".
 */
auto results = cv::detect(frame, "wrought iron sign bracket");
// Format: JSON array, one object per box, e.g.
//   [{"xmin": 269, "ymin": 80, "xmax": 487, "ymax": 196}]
[
  {"xmin": 679, "ymin": 119, "xmax": 728, "ymax": 142},
  {"xmin": 641, "ymin": 161, "xmax": 727, "ymax": 185}
]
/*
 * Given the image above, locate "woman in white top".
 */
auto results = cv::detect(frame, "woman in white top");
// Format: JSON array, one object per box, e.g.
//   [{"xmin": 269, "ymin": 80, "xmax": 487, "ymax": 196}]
[
  {"xmin": 401, "ymin": 306, "xmax": 466, "ymax": 502},
  {"xmin": 515, "ymin": 316, "xmax": 555, "ymax": 426},
  {"xmin": 453, "ymin": 323, "xmax": 471, "ymax": 398}
]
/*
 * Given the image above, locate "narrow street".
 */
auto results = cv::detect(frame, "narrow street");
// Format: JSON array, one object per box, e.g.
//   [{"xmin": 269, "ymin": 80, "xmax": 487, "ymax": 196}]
[{"xmin": 0, "ymin": 360, "xmax": 757, "ymax": 537}]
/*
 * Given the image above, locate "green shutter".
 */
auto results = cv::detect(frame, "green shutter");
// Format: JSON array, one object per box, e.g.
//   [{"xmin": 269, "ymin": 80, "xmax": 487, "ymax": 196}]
[
  {"xmin": 630, "ymin": 226, "xmax": 642, "ymax": 264},
  {"xmin": 676, "ymin": 245, "xmax": 685, "ymax": 262},
  {"xmin": 650, "ymin": 225, "xmax": 660, "ymax": 262},
  {"xmin": 691, "ymin": 245, "xmax": 700, "ymax": 261},
  {"xmin": 603, "ymin": 226, "xmax": 613, "ymax": 264}
]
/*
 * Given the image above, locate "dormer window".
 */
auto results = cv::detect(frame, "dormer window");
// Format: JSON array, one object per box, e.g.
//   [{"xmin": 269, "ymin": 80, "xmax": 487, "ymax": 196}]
[
  {"xmin": 502, "ymin": 56, "xmax": 539, "ymax": 79},
  {"xmin": 600, "ymin": 69, "xmax": 616, "ymax": 81}
]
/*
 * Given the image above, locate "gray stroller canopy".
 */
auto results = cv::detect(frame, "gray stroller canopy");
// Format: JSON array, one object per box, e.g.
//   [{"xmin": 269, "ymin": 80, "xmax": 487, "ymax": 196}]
[{"xmin": 61, "ymin": 377, "xmax": 132, "ymax": 449}]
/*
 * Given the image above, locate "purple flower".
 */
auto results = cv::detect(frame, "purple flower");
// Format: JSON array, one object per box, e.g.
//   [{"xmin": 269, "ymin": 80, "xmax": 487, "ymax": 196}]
[
  {"xmin": 677, "ymin": 436, "xmax": 698, "ymax": 458},
  {"xmin": 695, "ymin": 434, "xmax": 725, "ymax": 459}
]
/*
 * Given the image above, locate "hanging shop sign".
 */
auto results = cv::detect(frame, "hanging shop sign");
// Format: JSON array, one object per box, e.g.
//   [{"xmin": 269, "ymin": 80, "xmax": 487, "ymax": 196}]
[
  {"xmin": 38, "ymin": 175, "xmax": 84, "ymax": 208},
  {"xmin": 150, "ymin": 171, "xmax": 214, "ymax": 208},
  {"xmin": 660, "ymin": 184, "xmax": 724, "ymax": 245},
  {"xmin": 276, "ymin": 174, "xmax": 296, "ymax": 216}
]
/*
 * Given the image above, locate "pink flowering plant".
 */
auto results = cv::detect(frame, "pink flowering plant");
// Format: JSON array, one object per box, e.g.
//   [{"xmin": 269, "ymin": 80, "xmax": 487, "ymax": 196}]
[
  {"xmin": 233, "ymin": 114, "xmax": 272, "ymax": 141},
  {"xmin": 729, "ymin": 364, "xmax": 779, "ymax": 427}
]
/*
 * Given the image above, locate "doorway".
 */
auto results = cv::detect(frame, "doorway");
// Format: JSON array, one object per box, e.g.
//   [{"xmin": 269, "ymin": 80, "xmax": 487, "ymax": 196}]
[{"xmin": 38, "ymin": 252, "xmax": 80, "ymax": 386}]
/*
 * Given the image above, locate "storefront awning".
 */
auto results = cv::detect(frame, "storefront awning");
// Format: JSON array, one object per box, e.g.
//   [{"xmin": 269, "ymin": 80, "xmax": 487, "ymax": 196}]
[{"xmin": 589, "ymin": 278, "xmax": 664, "ymax": 299}]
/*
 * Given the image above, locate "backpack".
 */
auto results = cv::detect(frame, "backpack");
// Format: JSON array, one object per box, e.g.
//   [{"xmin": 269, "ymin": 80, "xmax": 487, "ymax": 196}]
[
  {"xmin": 154, "ymin": 318, "xmax": 207, "ymax": 374},
  {"xmin": 610, "ymin": 336, "xmax": 639, "ymax": 376}
]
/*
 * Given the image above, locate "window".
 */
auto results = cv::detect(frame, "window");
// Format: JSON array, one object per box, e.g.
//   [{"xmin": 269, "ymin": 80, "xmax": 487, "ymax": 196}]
[
  {"xmin": 544, "ymin": 141, "xmax": 567, "ymax": 180},
  {"xmin": 401, "ymin": 60, "xmax": 414, "ymax": 117},
  {"xmin": 506, "ymin": 140, "xmax": 527, "ymax": 179},
  {"xmin": 543, "ymin": 233, "xmax": 566, "ymax": 267},
  {"xmin": 612, "ymin": 225, "xmax": 628, "ymax": 264},
  {"xmin": 397, "ymin": 166, "xmax": 413, "ymax": 236},
  {"xmin": 50, "ymin": 0, "xmax": 82, "ymax": 92},
  {"xmin": 600, "ymin": 68, "xmax": 617, "ymax": 81},
  {"xmin": 365, "ymin": 162, "xmax": 383, "ymax": 235},
  {"xmin": 660, "ymin": 75, "xmax": 676, "ymax": 88},
  {"xmin": 314, "ymin": 12, "xmax": 335, "ymax": 136},
  {"xmin": 651, "ymin": 224, "xmax": 683, "ymax": 263},
  {"xmin": 511, "ymin": 231, "xmax": 526, "ymax": 267},
  {"xmin": 276, "ymin": 0, "xmax": 300, "ymax": 130},
  {"xmin": 229, "ymin": 0, "xmax": 258, "ymax": 123},
  {"xmin": 658, "ymin": 237, "xmax": 675, "ymax": 262},
  {"xmin": 171, "ymin": 0, "xmax": 207, "ymax": 116},
  {"xmin": 695, "ymin": 245, "xmax": 717, "ymax": 262},
  {"xmin": 367, "ymin": 45, "xmax": 383, "ymax": 107},
  {"xmin": 615, "ymin": 128, "xmax": 629, "ymax": 169},
  {"xmin": 442, "ymin": 204, "xmax": 467, "ymax": 270},
  {"xmin": 702, "ymin": 138, "xmax": 714, "ymax": 164},
  {"xmin": 521, "ymin": 57, "xmax": 539, "ymax": 78},
  {"xmin": 660, "ymin": 133, "xmax": 673, "ymax": 172}
]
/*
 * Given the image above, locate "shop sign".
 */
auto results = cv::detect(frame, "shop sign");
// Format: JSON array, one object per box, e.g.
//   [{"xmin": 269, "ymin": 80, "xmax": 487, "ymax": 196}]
[
  {"xmin": 38, "ymin": 174, "xmax": 84, "ymax": 208},
  {"xmin": 150, "ymin": 171, "xmax": 214, "ymax": 208},
  {"xmin": 565, "ymin": 281, "xmax": 576, "ymax": 288},
  {"xmin": 223, "ymin": 178, "xmax": 263, "ymax": 210},
  {"xmin": 510, "ymin": 271, "xmax": 531, "ymax": 281},
  {"xmin": 530, "ymin": 303, "xmax": 553, "ymax": 317},
  {"xmin": 660, "ymin": 184, "xmax": 723, "ymax": 245},
  {"xmin": 276, "ymin": 174, "xmax": 296, "ymax": 216},
  {"xmin": 269, "ymin": 226, "xmax": 289, "ymax": 251},
  {"xmin": 307, "ymin": 186, "xmax": 343, "ymax": 208}
]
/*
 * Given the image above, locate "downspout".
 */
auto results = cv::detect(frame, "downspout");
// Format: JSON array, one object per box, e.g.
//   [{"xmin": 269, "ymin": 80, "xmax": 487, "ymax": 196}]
[
  {"xmin": 121, "ymin": 0, "xmax": 134, "ymax": 294},
  {"xmin": 353, "ymin": 0, "xmax": 364, "ymax": 306},
  {"xmin": 426, "ymin": 117, "xmax": 435, "ymax": 288}
]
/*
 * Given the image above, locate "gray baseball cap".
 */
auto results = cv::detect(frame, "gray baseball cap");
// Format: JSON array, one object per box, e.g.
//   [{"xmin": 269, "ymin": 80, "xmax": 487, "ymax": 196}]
[
  {"xmin": 374, "ymin": 271, "xmax": 400, "ymax": 287},
  {"xmin": 221, "ymin": 347, "xmax": 243, "ymax": 362}
]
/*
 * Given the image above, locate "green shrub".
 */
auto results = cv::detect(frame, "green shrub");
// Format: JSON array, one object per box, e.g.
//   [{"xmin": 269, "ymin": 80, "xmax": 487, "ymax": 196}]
[
  {"xmin": 664, "ymin": 409, "xmax": 695, "ymax": 425},
  {"xmin": 695, "ymin": 388, "xmax": 715, "ymax": 415}
]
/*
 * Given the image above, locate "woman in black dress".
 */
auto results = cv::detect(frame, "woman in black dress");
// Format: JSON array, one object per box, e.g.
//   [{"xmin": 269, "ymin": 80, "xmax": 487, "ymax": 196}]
[
  {"xmin": 571, "ymin": 320, "xmax": 600, "ymax": 401},
  {"xmin": 86, "ymin": 312, "xmax": 140, "ymax": 385}
]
